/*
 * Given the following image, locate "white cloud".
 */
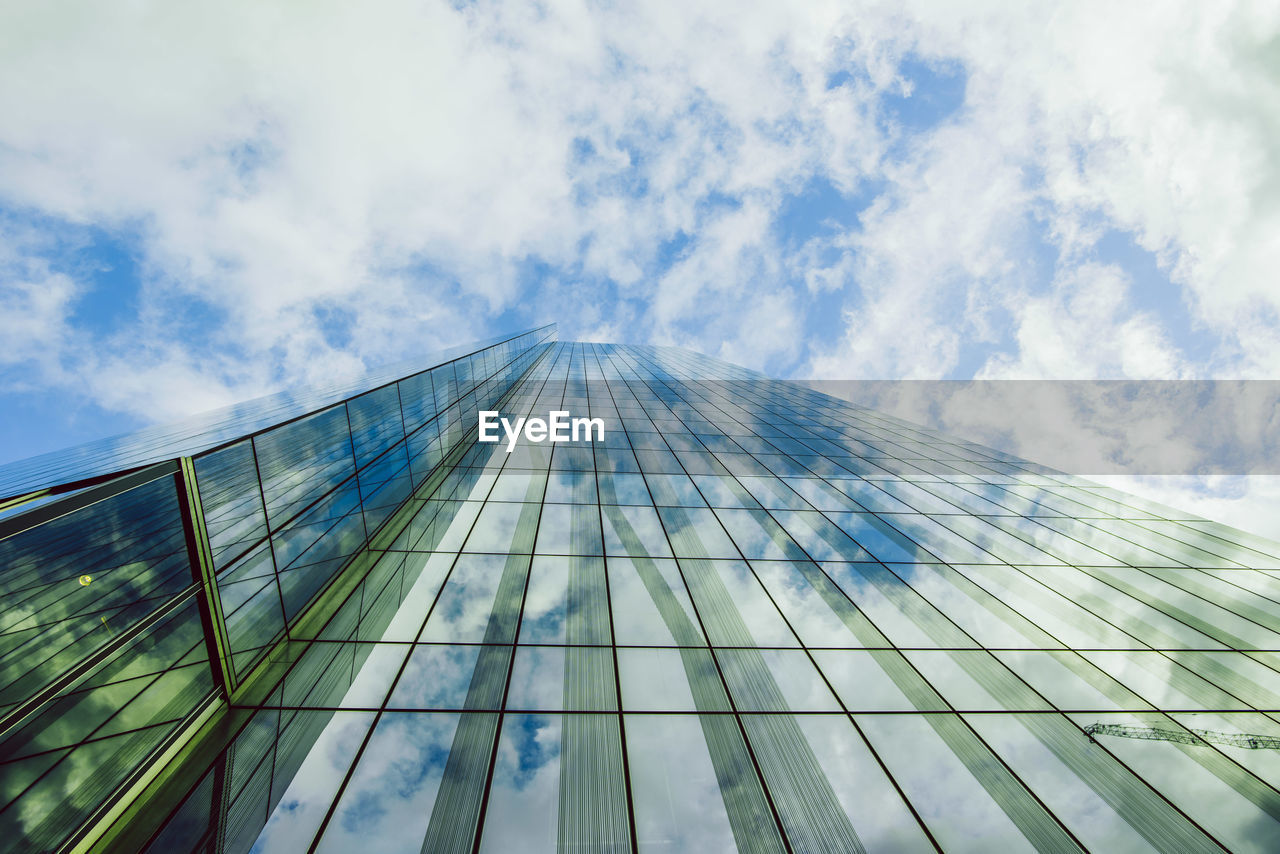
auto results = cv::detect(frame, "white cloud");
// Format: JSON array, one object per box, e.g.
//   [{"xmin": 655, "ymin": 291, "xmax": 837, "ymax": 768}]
[
  {"xmin": 979, "ymin": 262, "xmax": 1184, "ymax": 379},
  {"xmin": 808, "ymin": 0, "xmax": 1280, "ymax": 380},
  {"xmin": 1, "ymin": 0, "xmax": 1277, "ymax": 436},
  {"xmin": 808, "ymin": 113, "xmax": 1033, "ymax": 379},
  {"xmin": 0, "ymin": 251, "xmax": 77, "ymax": 384},
  {"xmin": 0, "ymin": 0, "xmax": 907, "ymax": 418}
]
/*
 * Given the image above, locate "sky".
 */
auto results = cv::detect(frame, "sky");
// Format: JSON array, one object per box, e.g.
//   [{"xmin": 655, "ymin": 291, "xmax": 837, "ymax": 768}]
[{"xmin": 2, "ymin": 1, "xmax": 1279, "ymax": 530}]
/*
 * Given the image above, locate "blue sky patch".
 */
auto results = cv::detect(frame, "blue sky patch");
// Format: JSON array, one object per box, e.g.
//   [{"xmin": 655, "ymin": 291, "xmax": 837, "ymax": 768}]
[
  {"xmin": 881, "ymin": 56, "xmax": 967, "ymax": 133},
  {"xmin": 63, "ymin": 226, "xmax": 144, "ymax": 337},
  {"xmin": 1094, "ymin": 227, "xmax": 1217, "ymax": 366},
  {"xmin": 774, "ymin": 176, "xmax": 880, "ymax": 250},
  {"xmin": 314, "ymin": 303, "xmax": 357, "ymax": 350}
]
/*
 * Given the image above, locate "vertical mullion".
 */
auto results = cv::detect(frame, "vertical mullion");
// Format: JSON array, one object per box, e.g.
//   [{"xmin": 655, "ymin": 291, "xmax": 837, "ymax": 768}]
[
  {"xmin": 179, "ymin": 457, "xmax": 236, "ymax": 698},
  {"xmin": 247, "ymin": 435, "xmax": 291, "ymax": 649}
]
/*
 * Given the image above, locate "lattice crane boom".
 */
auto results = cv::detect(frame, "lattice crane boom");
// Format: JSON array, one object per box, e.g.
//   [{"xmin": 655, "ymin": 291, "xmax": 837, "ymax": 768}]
[{"xmin": 1084, "ymin": 723, "xmax": 1280, "ymax": 750}]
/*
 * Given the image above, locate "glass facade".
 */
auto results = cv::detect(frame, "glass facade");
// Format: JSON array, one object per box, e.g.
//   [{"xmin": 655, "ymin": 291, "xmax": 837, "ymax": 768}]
[{"xmin": 5, "ymin": 332, "xmax": 1280, "ymax": 852}]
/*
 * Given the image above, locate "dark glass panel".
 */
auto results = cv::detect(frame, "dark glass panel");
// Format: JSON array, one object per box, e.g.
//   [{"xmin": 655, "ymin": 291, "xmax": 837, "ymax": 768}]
[
  {"xmin": 193, "ymin": 439, "xmax": 269, "ymax": 570},
  {"xmin": 254, "ymin": 405, "xmax": 356, "ymax": 531},
  {"xmin": 346, "ymin": 384, "xmax": 406, "ymax": 471},
  {"xmin": 0, "ymin": 597, "xmax": 213, "ymax": 853},
  {"xmin": 0, "ymin": 474, "xmax": 193, "ymax": 713}
]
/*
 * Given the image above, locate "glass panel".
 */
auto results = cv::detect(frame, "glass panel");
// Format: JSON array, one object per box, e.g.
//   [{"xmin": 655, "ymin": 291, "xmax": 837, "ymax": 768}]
[
  {"xmin": 1079, "ymin": 565, "xmax": 1280, "ymax": 650},
  {"xmin": 812, "ymin": 649, "xmax": 947, "ymax": 712},
  {"xmin": 691, "ymin": 474, "xmax": 761, "ymax": 509},
  {"xmin": 993, "ymin": 650, "xmax": 1152, "ymax": 712},
  {"xmin": 388, "ymin": 644, "xmax": 487, "ymax": 710},
  {"xmin": 356, "ymin": 444, "xmax": 413, "ymax": 534},
  {"xmin": 1068, "ymin": 711, "xmax": 1280, "ymax": 854},
  {"xmin": 617, "ymin": 647, "xmax": 725, "ymax": 712},
  {"xmin": 219, "ymin": 542, "xmax": 283, "ymax": 676},
  {"xmin": 680, "ymin": 559, "xmax": 797, "ymax": 648},
  {"xmin": 602, "ymin": 504, "xmax": 673, "ymax": 558},
  {"xmin": 487, "ymin": 471, "xmax": 548, "ymax": 503},
  {"xmin": 346, "ymin": 385, "xmax": 406, "ymax": 470},
  {"xmin": 194, "ymin": 439, "xmax": 268, "ymax": 570},
  {"xmin": 396, "ymin": 369, "xmax": 437, "ymax": 434},
  {"xmin": 544, "ymin": 470, "xmax": 596, "ymax": 505},
  {"xmin": 534, "ymin": 503, "xmax": 603, "ymax": 556},
  {"xmin": 967, "ymin": 712, "xmax": 1221, "ymax": 854},
  {"xmin": 420, "ymin": 554, "xmax": 528, "ymax": 644},
  {"xmin": 314, "ymin": 712, "xmax": 462, "ymax": 853},
  {"xmin": 625, "ymin": 713, "xmax": 784, "ymax": 854},
  {"xmin": 1030, "ymin": 564, "xmax": 1228, "ymax": 650},
  {"xmin": 338, "ymin": 644, "xmax": 408, "ymax": 707},
  {"xmin": 1081, "ymin": 651, "xmax": 1249, "ymax": 710},
  {"xmin": 931, "ymin": 514, "xmax": 1065, "ymax": 564},
  {"xmin": 375, "ymin": 551, "xmax": 455, "ymax": 642},
  {"xmin": 519, "ymin": 556, "xmax": 569, "ymax": 644},
  {"xmin": 643, "ymin": 472, "xmax": 704, "ymax": 507},
  {"xmin": 250, "ymin": 711, "xmax": 375, "ymax": 853},
  {"xmin": 747, "ymin": 560, "xmax": 877, "ymax": 647},
  {"xmin": 779, "ymin": 477, "xmax": 862, "ymax": 512},
  {"xmin": 712, "ymin": 508, "xmax": 808, "ymax": 560},
  {"xmin": 254, "ymin": 405, "xmax": 355, "ymax": 530},
  {"xmin": 824, "ymin": 511, "xmax": 925, "ymax": 562},
  {"xmin": 947, "ymin": 564, "xmax": 1141, "ymax": 649},
  {"xmin": 607, "ymin": 557, "xmax": 704, "ymax": 647},
  {"xmin": 856, "ymin": 714, "xmax": 1074, "ymax": 853},
  {"xmin": 820, "ymin": 561, "xmax": 976, "ymax": 648},
  {"xmin": 596, "ymin": 473, "xmax": 651, "ymax": 506},
  {"xmin": 389, "ymin": 499, "xmax": 481, "ymax": 554},
  {"xmin": 505, "ymin": 646, "xmax": 617, "ymax": 712},
  {"xmin": 715, "ymin": 648, "xmax": 840, "ymax": 712},
  {"xmin": 747, "ymin": 714, "xmax": 935, "ymax": 852},
  {"xmin": 477, "ymin": 714, "xmax": 563, "ymax": 853},
  {"xmin": 0, "ymin": 474, "xmax": 193, "ymax": 712},
  {"xmin": 889, "ymin": 562, "xmax": 1059, "ymax": 649},
  {"xmin": 1177, "ymin": 651, "xmax": 1280, "ymax": 710},
  {"xmin": 274, "ymin": 478, "xmax": 367, "ymax": 622},
  {"xmin": 880, "ymin": 514, "xmax": 1000, "ymax": 564},
  {"xmin": 770, "ymin": 510, "xmax": 876, "ymax": 561},
  {"xmin": 658, "ymin": 507, "xmax": 741, "ymax": 559},
  {"xmin": 462, "ymin": 501, "xmax": 540, "ymax": 555},
  {"xmin": 0, "ymin": 596, "xmax": 213, "ymax": 853},
  {"xmin": 901, "ymin": 650, "xmax": 1051, "ymax": 711}
]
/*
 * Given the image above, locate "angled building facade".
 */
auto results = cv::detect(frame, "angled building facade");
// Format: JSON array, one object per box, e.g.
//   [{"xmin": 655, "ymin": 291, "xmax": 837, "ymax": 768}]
[{"xmin": 3, "ymin": 326, "xmax": 1280, "ymax": 853}]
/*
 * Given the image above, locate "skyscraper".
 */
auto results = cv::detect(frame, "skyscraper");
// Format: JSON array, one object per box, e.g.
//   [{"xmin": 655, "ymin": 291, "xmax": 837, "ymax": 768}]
[{"xmin": 3, "ymin": 326, "xmax": 1280, "ymax": 853}]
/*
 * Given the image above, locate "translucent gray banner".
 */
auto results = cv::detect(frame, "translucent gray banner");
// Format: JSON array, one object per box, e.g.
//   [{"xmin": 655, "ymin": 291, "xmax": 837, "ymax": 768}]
[{"xmin": 801, "ymin": 380, "xmax": 1280, "ymax": 475}]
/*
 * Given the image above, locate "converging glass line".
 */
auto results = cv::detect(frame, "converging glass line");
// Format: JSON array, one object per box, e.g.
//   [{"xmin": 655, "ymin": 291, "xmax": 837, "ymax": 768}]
[{"xmin": 3, "ymin": 330, "xmax": 1280, "ymax": 853}]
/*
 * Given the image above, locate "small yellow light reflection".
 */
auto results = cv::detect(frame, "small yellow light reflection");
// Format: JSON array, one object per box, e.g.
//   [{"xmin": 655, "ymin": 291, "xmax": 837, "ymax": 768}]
[{"xmin": 79, "ymin": 575, "xmax": 93, "ymax": 586}]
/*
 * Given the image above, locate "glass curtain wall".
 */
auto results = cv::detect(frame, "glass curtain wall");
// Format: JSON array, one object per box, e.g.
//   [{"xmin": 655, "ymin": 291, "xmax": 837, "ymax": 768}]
[
  {"xmin": 134, "ymin": 342, "xmax": 1280, "ymax": 854},
  {"xmin": 0, "ymin": 328, "xmax": 553, "ymax": 854}
]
